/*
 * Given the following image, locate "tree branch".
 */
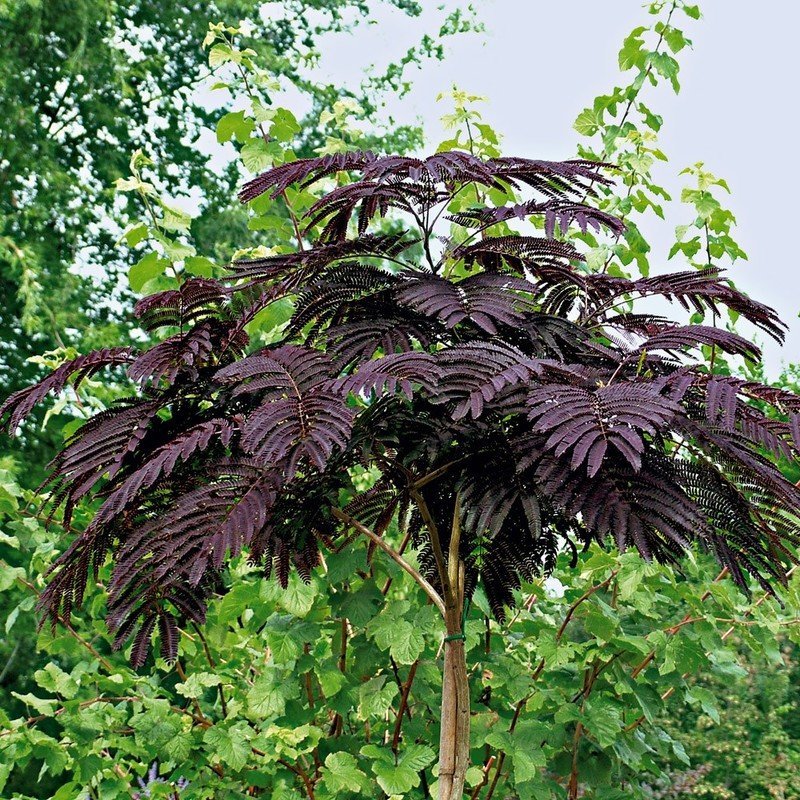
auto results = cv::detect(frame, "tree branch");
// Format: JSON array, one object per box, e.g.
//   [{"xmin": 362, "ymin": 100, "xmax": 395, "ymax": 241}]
[
  {"xmin": 409, "ymin": 486, "xmax": 450, "ymax": 603},
  {"xmin": 331, "ymin": 507, "xmax": 445, "ymax": 615}
]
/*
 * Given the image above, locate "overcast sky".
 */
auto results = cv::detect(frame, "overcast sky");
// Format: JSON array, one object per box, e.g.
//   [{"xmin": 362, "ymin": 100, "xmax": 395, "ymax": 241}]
[{"xmin": 298, "ymin": 0, "xmax": 799, "ymax": 376}]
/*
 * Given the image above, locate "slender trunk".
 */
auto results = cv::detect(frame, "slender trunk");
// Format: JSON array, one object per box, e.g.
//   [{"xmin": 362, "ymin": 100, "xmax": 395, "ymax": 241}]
[
  {"xmin": 438, "ymin": 630, "xmax": 470, "ymax": 799},
  {"xmin": 438, "ymin": 559, "xmax": 470, "ymax": 800}
]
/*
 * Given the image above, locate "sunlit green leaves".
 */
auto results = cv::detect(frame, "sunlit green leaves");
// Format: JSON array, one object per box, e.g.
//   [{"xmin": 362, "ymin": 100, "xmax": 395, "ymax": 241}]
[
  {"xmin": 204, "ymin": 721, "xmax": 253, "ymax": 772},
  {"xmin": 619, "ymin": 26, "xmax": 647, "ymax": 71},
  {"xmin": 247, "ymin": 672, "xmax": 291, "ymax": 717},
  {"xmin": 176, "ymin": 671, "xmax": 221, "ymax": 699},
  {"xmin": 217, "ymin": 110, "xmax": 256, "ymax": 144},
  {"xmin": 34, "ymin": 663, "xmax": 79, "ymax": 699},
  {"xmin": 128, "ymin": 252, "xmax": 169, "ymax": 292},
  {"xmin": 362, "ymin": 744, "xmax": 435, "ymax": 795},
  {"xmin": 366, "ymin": 599, "xmax": 426, "ymax": 664},
  {"xmin": 358, "ymin": 676, "xmax": 398, "ymax": 719},
  {"xmin": 241, "ymin": 139, "xmax": 277, "ymax": 173},
  {"xmin": 321, "ymin": 752, "xmax": 369, "ymax": 794}
]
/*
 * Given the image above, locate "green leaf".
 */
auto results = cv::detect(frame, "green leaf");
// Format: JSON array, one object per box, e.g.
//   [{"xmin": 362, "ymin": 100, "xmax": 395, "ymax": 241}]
[
  {"xmin": 263, "ymin": 619, "xmax": 304, "ymax": 663},
  {"xmin": 184, "ymin": 256, "xmax": 217, "ymax": 277},
  {"xmin": 616, "ymin": 560, "xmax": 653, "ymax": 601},
  {"xmin": 155, "ymin": 232, "xmax": 195, "ymax": 261},
  {"xmin": 269, "ymin": 108, "xmax": 300, "ymax": 143},
  {"xmin": 0, "ymin": 563, "xmax": 24, "ymax": 591},
  {"xmin": 618, "ymin": 26, "xmax": 646, "ymax": 71},
  {"xmin": 332, "ymin": 580, "xmax": 382, "ymax": 627},
  {"xmin": 247, "ymin": 673, "xmax": 289, "ymax": 717},
  {"xmin": 120, "ymin": 222, "xmax": 148, "ymax": 247},
  {"xmin": 281, "ymin": 573, "xmax": 317, "ymax": 617},
  {"xmin": 661, "ymin": 636, "xmax": 706, "ymax": 675},
  {"xmin": 208, "ymin": 43, "xmax": 234, "ymax": 68},
  {"xmin": 649, "ymin": 52, "xmax": 680, "ymax": 92},
  {"xmin": 34, "ymin": 663, "xmax": 79, "ymax": 699},
  {"xmin": 358, "ymin": 676, "xmax": 397, "ymax": 719},
  {"xmin": 77, "ymin": 754, "xmax": 103, "ymax": 782},
  {"xmin": 586, "ymin": 246, "xmax": 610, "ymax": 271},
  {"xmin": 583, "ymin": 604, "xmax": 618, "ymax": 642},
  {"xmin": 35, "ymin": 736, "xmax": 69, "ymax": 777},
  {"xmin": 163, "ymin": 731, "xmax": 193, "ymax": 762},
  {"xmin": 574, "ymin": 108, "xmax": 601, "ymax": 137},
  {"xmin": 685, "ymin": 686, "xmax": 720, "ymax": 723},
  {"xmin": 129, "ymin": 702, "xmax": 182, "ymax": 751},
  {"xmin": 5, "ymin": 604, "xmax": 20, "ymax": 633},
  {"xmin": 371, "ymin": 760, "xmax": 419, "ymax": 796},
  {"xmin": 324, "ymin": 545, "xmax": 367, "ymax": 585},
  {"xmin": 203, "ymin": 722, "xmax": 253, "ymax": 772},
  {"xmin": 240, "ymin": 139, "xmax": 276, "ymax": 173},
  {"xmin": 129, "ymin": 252, "xmax": 168, "ymax": 292},
  {"xmin": 321, "ymin": 752, "xmax": 369, "ymax": 794},
  {"xmin": 367, "ymin": 606, "xmax": 424, "ymax": 665},
  {"xmin": 663, "ymin": 26, "xmax": 688, "ymax": 53},
  {"xmin": 315, "ymin": 661, "xmax": 347, "ymax": 698},
  {"xmin": 584, "ymin": 696, "xmax": 623, "ymax": 747},
  {"xmin": 217, "ymin": 110, "xmax": 256, "ymax": 144},
  {"xmin": 160, "ymin": 202, "xmax": 193, "ymax": 233},
  {"xmin": 400, "ymin": 743, "xmax": 435, "ymax": 771},
  {"xmin": 175, "ymin": 671, "xmax": 220, "ymax": 699},
  {"xmin": 11, "ymin": 692, "xmax": 57, "ymax": 715}
]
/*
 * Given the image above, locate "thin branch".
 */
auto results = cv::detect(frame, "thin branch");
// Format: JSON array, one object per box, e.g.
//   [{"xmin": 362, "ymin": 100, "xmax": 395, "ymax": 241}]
[
  {"xmin": 468, "ymin": 755, "xmax": 496, "ymax": 800},
  {"xmin": 331, "ymin": 507, "xmax": 445, "ymax": 615},
  {"xmin": 409, "ymin": 487, "xmax": 450, "ymax": 604},
  {"xmin": 629, "ymin": 566, "xmax": 727, "ymax": 680},
  {"xmin": 391, "ymin": 660, "xmax": 419, "ymax": 753},
  {"xmin": 624, "ymin": 564, "xmax": 797, "ymax": 734},
  {"xmin": 278, "ymin": 758, "xmax": 316, "ymax": 800},
  {"xmin": 481, "ymin": 571, "xmax": 618, "ymax": 797},
  {"xmin": 190, "ymin": 621, "xmax": 228, "ymax": 716}
]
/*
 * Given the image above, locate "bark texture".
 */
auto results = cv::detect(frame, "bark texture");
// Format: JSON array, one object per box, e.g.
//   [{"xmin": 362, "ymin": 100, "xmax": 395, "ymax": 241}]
[
  {"xmin": 438, "ymin": 620, "xmax": 470, "ymax": 799},
  {"xmin": 438, "ymin": 543, "xmax": 470, "ymax": 800}
]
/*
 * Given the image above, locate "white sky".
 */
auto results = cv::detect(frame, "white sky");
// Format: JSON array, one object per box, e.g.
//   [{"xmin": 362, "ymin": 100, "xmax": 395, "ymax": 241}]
[{"xmin": 298, "ymin": 0, "xmax": 800, "ymax": 376}]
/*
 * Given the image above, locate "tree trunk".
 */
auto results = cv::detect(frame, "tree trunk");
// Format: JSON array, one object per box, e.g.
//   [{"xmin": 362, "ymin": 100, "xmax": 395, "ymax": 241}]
[{"xmin": 438, "ymin": 572, "xmax": 470, "ymax": 800}]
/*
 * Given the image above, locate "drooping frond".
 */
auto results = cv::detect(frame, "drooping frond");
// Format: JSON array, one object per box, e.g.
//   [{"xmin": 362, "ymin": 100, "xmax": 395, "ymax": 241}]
[
  {"xmin": 45, "ymin": 400, "xmax": 163, "ymax": 513},
  {"xmin": 133, "ymin": 278, "xmax": 226, "ymax": 331},
  {"xmin": 304, "ymin": 181, "xmax": 441, "ymax": 242},
  {"xmin": 432, "ymin": 342, "xmax": 546, "ymax": 420},
  {"xmin": 215, "ymin": 345, "xmax": 353, "ymax": 475},
  {"xmin": 447, "ymin": 198, "xmax": 626, "ymax": 238},
  {"xmin": 337, "ymin": 352, "xmax": 440, "ymax": 400},
  {"xmin": 226, "ymin": 232, "xmax": 415, "ymax": 288},
  {"xmin": 528, "ymin": 383, "xmax": 683, "ymax": 476},
  {"xmin": 361, "ymin": 151, "xmax": 504, "ymax": 188},
  {"xmin": 631, "ymin": 324, "xmax": 762, "ymax": 360},
  {"xmin": 395, "ymin": 272, "xmax": 536, "ymax": 334},
  {"xmin": 128, "ymin": 324, "xmax": 216, "ymax": 386},
  {"xmin": 325, "ymin": 302, "xmax": 440, "ymax": 366},
  {"xmin": 0, "ymin": 348, "xmax": 136, "ymax": 432},
  {"xmin": 486, "ymin": 157, "xmax": 615, "ymax": 197},
  {"xmin": 239, "ymin": 151, "xmax": 378, "ymax": 201},
  {"xmin": 91, "ymin": 419, "xmax": 236, "ymax": 531},
  {"xmin": 453, "ymin": 235, "xmax": 580, "ymax": 273},
  {"xmin": 584, "ymin": 268, "xmax": 787, "ymax": 342},
  {"xmin": 287, "ymin": 263, "xmax": 401, "ymax": 336}
]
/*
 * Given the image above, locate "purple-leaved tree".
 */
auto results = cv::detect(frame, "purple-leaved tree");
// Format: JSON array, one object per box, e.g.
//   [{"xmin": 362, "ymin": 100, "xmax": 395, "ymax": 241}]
[{"xmin": 4, "ymin": 150, "xmax": 800, "ymax": 799}]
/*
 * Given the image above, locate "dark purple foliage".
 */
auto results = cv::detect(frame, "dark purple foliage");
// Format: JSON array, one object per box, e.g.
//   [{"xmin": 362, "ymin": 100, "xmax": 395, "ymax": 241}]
[{"xmin": 3, "ymin": 149, "xmax": 799, "ymax": 666}]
